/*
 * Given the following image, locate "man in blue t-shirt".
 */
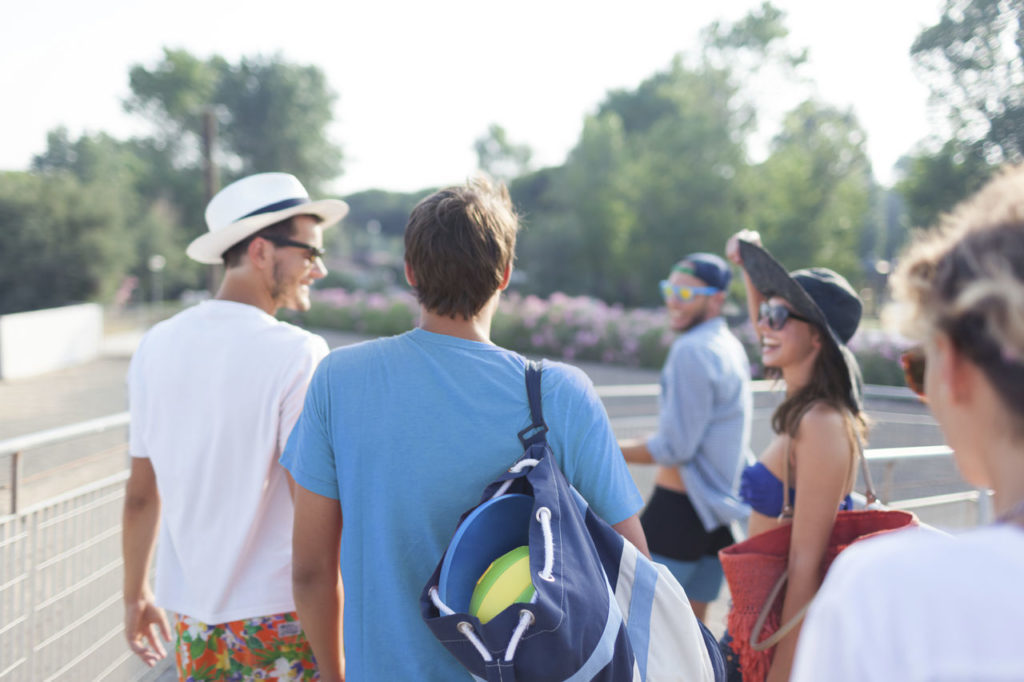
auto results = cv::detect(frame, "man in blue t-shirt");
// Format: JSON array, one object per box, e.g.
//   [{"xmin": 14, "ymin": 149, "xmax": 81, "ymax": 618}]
[
  {"xmin": 281, "ymin": 175, "xmax": 648, "ymax": 681},
  {"xmin": 619, "ymin": 253, "xmax": 753, "ymax": 623}
]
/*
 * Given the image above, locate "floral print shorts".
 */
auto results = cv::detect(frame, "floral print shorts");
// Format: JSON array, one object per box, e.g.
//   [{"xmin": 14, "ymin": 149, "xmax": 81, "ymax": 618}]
[{"xmin": 173, "ymin": 611, "xmax": 318, "ymax": 681}]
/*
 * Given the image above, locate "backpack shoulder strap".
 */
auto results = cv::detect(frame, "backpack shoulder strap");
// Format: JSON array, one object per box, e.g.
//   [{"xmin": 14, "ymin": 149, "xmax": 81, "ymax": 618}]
[{"xmin": 518, "ymin": 360, "xmax": 549, "ymax": 448}]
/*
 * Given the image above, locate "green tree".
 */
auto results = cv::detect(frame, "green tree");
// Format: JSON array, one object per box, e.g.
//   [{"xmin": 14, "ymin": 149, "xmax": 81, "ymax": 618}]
[
  {"xmin": 125, "ymin": 48, "xmax": 343, "ymax": 194},
  {"xmin": 474, "ymin": 124, "xmax": 532, "ymax": 183},
  {"xmin": 217, "ymin": 56, "xmax": 343, "ymax": 192},
  {"xmin": 125, "ymin": 49, "xmax": 221, "ymax": 154},
  {"xmin": 0, "ymin": 171, "xmax": 133, "ymax": 314},
  {"xmin": 560, "ymin": 112, "xmax": 638, "ymax": 301},
  {"xmin": 33, "ymin": 128, "xmax": 201, "ymax": 299},
  {"xmin": 542, "ymin": 3, "xmax": 801, "ymax": 304},
  {"xmin": 503, "ymin": 166, "xmax": 579, "ymax": 294},
  {"xmin": 748, "ymin": 100, "xmax": 874, "ymax": 280},
  {"xmin": 122, "ymin": 48, "xmax": 344, "ymax": 289},
  {"xmin": 911, "ymin": 0, "xmax": 1024, "ymax": 161},
  {"xmin": 895, "ymin": 140, "xmax": 993, "ymax": 230}
]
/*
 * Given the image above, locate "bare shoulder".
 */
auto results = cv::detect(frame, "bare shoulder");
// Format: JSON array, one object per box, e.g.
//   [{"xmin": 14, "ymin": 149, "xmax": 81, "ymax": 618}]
[
  {"xmin": 793, "ymin": 402, "xmax": 851, "ymax": 463},
  {"xmin": 797, "ymin": 402, "xmax": 846, "ymax": 433}
]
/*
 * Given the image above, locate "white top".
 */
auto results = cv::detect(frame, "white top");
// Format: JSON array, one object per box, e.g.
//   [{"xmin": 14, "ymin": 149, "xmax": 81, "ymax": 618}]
[
  {"xmin": 128, "ymin": 300, "xmax": 328, "ymax": 623},
  {"xmin": 791, "ymin": 523, "xmax": 1024, "ymax": 682}
]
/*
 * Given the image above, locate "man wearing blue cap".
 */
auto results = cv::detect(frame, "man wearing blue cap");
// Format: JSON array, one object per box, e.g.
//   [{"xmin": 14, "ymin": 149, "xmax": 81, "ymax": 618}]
[{"xmin": 620, "ymin": 253, "xmax": 754, "ymax": 622}]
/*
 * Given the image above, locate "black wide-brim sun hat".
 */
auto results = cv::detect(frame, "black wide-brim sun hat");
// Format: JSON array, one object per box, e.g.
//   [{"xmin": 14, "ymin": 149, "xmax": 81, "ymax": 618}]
[{"xmin": 738, "ymin": 239, "xmax": 864, "ymax": 409}]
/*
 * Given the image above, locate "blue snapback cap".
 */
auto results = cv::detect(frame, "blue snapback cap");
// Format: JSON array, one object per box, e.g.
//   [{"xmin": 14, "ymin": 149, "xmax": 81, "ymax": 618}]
[{"xmin": 673, "ymin": 252, "xmax": 733, "ymax": 291}]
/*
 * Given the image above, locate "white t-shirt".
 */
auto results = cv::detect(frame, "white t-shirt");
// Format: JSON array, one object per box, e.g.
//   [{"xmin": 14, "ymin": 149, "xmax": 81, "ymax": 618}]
[
  {"xmin": 792, "ymin": 523, "xmax": 1024, "ymax": 682},
  {"xmin": 129, "ymin": 300, "xmax": 328, "ymax": 624}
]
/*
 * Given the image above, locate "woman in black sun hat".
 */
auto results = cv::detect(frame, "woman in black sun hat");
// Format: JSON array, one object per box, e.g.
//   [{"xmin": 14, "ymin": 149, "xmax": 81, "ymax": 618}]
[
  {"xmin": 791, "ymin": 166, "xmax": 1024, "ymax": 681},
  {"xmin": 720, "ymin": 229, "xmax": 867, "ymax": 682}
]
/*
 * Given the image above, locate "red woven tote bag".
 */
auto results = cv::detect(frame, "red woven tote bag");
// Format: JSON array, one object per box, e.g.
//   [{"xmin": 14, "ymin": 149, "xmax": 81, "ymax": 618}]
[{"xmin": 719, "ymin": 506, "xmax": 917, "ymax": 681}]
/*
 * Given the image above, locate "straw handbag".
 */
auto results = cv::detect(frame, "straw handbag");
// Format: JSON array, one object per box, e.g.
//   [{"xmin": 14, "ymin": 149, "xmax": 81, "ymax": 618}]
[{"xmin": 719, "ymin": 432, "xmax": 918, "ymax": 682}]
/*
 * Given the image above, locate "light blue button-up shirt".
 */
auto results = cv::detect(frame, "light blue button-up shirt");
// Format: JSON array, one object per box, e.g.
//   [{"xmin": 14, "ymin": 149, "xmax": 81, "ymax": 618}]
[{"xmin": 646, "ymin": 316, "xmax": 754, "ymax": 530}]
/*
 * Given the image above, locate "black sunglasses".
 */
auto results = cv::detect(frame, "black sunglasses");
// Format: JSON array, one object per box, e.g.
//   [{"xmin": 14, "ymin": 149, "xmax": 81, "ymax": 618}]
[
  {"xmin": 758, "ymin": 302, "xmax": 813, "ymax": 331},
  {"xmin": 900, "ymin": 346, "xmax": 927, "ymax": 400},
  {"xmin": 260, "ymin": 235, "xmax": 325, "ymax": 262}
]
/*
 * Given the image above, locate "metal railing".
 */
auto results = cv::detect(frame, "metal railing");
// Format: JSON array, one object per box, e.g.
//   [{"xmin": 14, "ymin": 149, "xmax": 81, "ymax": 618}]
[
  {"xmin": 0, "ymin": 388, "xmax": 980, "ymax": 681},
  {"xmin": 2, "ymin": 412, "xmax": 129, "ymax": 516},
  {"xmin": 0, "ymin": 413, "xmax": 162, "ymax": 682}
]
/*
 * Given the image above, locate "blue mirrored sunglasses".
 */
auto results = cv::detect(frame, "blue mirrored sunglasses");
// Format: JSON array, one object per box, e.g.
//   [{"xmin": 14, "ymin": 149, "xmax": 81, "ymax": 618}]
[{"xmin": 659, "ymin": 280, "xmax": 719, "ymax": 302}]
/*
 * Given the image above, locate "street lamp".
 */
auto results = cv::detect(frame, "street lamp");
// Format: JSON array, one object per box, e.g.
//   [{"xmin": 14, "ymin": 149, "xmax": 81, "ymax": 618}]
[{"xmin": 148, "ymin": 254, "xmax": 166, "ymax": 313}]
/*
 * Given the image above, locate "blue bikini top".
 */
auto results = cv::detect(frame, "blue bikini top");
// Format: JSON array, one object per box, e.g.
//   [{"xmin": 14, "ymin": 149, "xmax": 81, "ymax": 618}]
[{"xmin": 740, "ymin": 461, "xmax": 853, "ymax": 518}]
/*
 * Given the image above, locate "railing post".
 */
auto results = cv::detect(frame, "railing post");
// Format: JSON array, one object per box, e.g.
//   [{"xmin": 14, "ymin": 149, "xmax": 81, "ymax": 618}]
[
  {"xmin": 882, "ymin": 461, "xmax": 896, "ymax": 504},
  {"xmin": 10, "ymin": 449, "xmax": 21, "ymax": 515},
  {"xmin": 977, "ymin": 488, "xmax": 994, "ymax": 525},
  {"xmin": 25, "ymin": 508, "xmax": 38, "ymax": 681}
]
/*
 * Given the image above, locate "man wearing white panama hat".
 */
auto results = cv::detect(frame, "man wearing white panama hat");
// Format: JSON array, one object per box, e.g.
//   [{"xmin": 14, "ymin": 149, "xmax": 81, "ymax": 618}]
[{"xmin": 121, "ymin": 172, "xmax": 347, "ymax": 679}]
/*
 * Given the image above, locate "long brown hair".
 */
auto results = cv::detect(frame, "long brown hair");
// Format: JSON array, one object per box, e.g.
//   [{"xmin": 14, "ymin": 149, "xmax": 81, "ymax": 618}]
[{"xmin": 770, "ymin": 325, "xmax": 868, "ymax": 446}]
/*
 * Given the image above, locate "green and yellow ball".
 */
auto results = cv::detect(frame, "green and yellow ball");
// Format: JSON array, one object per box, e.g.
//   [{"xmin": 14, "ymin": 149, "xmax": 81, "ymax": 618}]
[{"xmin": 469, "ymin": 545, "xmax": 536, "ymax": 624}]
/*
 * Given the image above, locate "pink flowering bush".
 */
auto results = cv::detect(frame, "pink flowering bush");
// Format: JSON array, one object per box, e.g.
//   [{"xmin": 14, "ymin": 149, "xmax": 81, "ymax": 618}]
[
  {"xmin": 300, "ymin": 288, "xmax": 914, "ymax": 385},
  {"xmin": 492, "ymin": 292, "xmax": 673, "ymax": 367},
  {"xmin": 301, "ymin": 288, "xmax": 419, "ymax": 336}
]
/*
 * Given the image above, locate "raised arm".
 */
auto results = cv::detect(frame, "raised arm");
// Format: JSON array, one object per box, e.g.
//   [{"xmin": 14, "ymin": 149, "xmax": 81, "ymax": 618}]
[{"xmin": 725, "ymin": 230, "xmax": 766, "ymax": 330}]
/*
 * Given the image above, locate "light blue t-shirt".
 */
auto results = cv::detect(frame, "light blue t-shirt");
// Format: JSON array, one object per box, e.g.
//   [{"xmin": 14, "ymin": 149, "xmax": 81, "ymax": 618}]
[{"xmin": 281, "ymin": 328, "xmax": 644, "ymax": 681}]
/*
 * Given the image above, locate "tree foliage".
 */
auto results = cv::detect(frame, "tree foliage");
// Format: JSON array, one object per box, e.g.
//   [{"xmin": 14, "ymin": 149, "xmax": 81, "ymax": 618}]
[
  {"xmin": 126, "ymin": 48, "xmax": 343, "ymax": 193},
  {"xmin": 125, "ymin": 49, "xmax": 222, "ymax": 161},
  {"xmin": 474, "ymin": 124, "xmax": 532, "ymax": 182},
  {"xmin": 11, "ymin": 7, "xmax": 909, "ymax": 316},
  {"xmin": 911, "ymin": 0, "xmax": 1024, "ymax": 161},
  {"xmin": 896, "ymin": 1, "xmax": 1014, "ymax": 232},
  {"xmin": 27, "ymin": 129, "xmax": 199, "ymax": 303},
  {"xmin": 747, "ymin": 101, "xmax": 874, "ymax": 276},
  {"xmin": 217, "ymin": 56, "xmax": 343, "ymax": 192},
  {"xmin": 5, "ymin": 49, "xmax": 346, "ymax": 314},
  {"xmin": 0, "ymin": 170, "xmax": 132, "ymax": 314},
  {"xmin": 511, "ymin": 3, "xmax": 863, "ymax": 305},
  {"xmin": 895, "ymin": 140, "xmax": 994, "ymax": 230}
]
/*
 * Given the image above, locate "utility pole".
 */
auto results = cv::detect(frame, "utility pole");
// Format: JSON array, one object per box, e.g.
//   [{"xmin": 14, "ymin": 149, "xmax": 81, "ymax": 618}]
[{"xmin": 202, "ymin": 108, "xmax": 220, "ymax": 294}]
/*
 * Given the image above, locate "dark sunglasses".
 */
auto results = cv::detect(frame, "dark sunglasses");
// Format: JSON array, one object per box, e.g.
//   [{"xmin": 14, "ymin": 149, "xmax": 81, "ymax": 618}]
[
  {"xmin": 900, "ymin": 346, "xmax": 927, "ymax": 400},
  {"xmin": 260, "ymin": 235, "xmax": 325, "ymax": 263},
  {"xmin": 758, "ymin": 302, "xmax": 813, "ymax": 331}
]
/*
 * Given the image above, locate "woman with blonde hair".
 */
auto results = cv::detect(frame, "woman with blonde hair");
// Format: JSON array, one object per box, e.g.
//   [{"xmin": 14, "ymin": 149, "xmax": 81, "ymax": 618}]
[
  {"xmin": 720, "ymin": 232, "xmax": 867, "ymax": 682},
  {"xmin": 792, "ymin": 166, "xmax": 1024, "ymax": 680}
]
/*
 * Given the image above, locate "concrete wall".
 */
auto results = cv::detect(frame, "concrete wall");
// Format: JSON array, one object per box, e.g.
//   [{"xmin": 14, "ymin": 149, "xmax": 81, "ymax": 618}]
[{"xmin": 0, "ymin": 304, "xmax": 103, "ymax": 380}]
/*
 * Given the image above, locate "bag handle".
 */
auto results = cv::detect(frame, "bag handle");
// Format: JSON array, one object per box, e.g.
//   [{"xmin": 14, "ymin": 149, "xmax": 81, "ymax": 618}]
[
  {"xmin": 749, "ymin": 569, "xmax": 808, "ymax": 651},
  {"xmin": 517, "ymin": 360, "xmax": 549, "ymax": 449}
]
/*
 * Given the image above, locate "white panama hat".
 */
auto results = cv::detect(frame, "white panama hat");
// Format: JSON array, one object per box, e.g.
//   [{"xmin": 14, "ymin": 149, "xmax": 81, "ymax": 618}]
[{"xmin": 186, "ymin": 172, "xmax": 349, "ymax": 264}]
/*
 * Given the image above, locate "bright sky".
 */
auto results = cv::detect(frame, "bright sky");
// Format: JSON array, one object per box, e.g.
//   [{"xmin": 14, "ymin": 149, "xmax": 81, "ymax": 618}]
[{"xmin": 1, "ymin": 0, "xmax": 943, "ymax": 194}]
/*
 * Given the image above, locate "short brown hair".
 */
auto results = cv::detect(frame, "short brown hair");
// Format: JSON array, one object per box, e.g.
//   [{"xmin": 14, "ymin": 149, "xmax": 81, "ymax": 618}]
[
  {"xmin": 889, "ymin": 164, "xmax": 1024, "ymax": 428},
  {"xmin": 221, "ymin": 216, "xmax": 308, "ymax": 268},
  {"xmin": 404, "ymin": 175, "xmax": 519, "ymax": 319}
]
